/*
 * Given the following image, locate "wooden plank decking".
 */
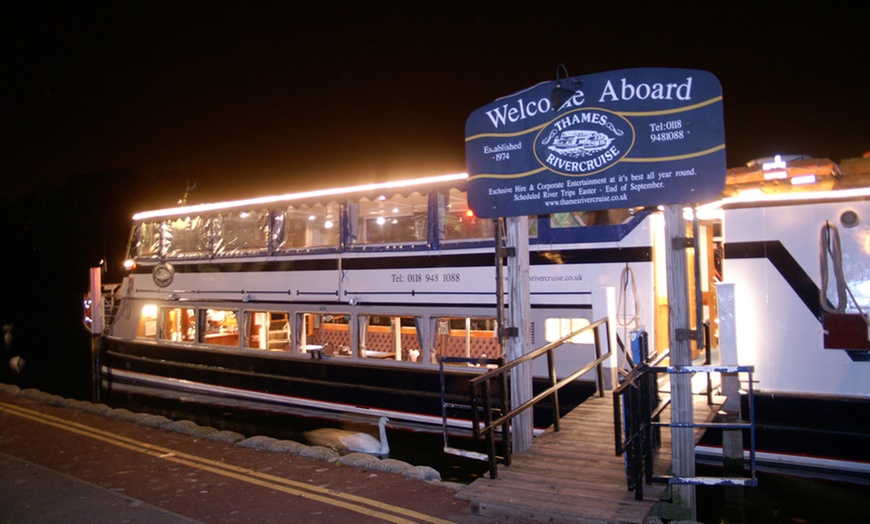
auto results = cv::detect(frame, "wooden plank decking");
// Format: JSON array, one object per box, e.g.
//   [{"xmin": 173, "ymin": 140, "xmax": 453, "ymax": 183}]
[{"xmin": 456, "ymin": 393, "xmax": 720, "ymax": 524}]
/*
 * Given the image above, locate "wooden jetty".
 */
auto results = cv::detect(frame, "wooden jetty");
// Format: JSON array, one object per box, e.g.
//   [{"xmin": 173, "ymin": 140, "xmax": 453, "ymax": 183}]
[{"xmin": 456, "ymin": 393, "xmax": 720, "ymax": 523}]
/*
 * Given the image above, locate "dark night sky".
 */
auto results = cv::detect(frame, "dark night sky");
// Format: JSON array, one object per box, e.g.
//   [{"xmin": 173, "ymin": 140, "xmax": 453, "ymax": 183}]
[{"xmin": 2, "ymin": 2, "xmax": 869, "ymax": 210}]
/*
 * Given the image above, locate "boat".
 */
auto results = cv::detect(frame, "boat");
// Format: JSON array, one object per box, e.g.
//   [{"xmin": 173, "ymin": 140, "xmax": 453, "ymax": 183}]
[
  {"xmin": 84, "ymin": 153, "xmax": 870, "ymax": 474},
  {"xmin": 84, "ymin": 172, "xmax": 650, "ymax": 436},
  {"xmin": 695, "ymin": 153, "xmax": 870, "ymax": 475}
]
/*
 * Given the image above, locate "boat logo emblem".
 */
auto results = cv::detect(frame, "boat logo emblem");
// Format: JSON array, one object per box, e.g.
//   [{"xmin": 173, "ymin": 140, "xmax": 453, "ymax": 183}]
[
  {"xmin": 153, "ymin": 262, "xmax": 175, "ymax": 288},
  {"xmin": 534, "ymin": 108, "xmax": 632, "ymax": 176}
]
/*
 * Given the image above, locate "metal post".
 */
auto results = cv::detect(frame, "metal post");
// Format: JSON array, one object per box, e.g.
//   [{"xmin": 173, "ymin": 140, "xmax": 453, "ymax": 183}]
[
  {"xmin": 593, "ymin": 324, "xmax": 605, "ymax": 396},
  {"xmin": 498, "ymin": 357, "xmax": 512, "ymax": 467},
  {"xmin": 630, "ymin": 380, "xmax": 643, "ymax": 500},
  {"xmin": 482, "ymin": 379, "xmax": 498, "ymax": 479},
  {"xmin": 547, "ymin": 348, "xmax": 560, "ymax": 432}
]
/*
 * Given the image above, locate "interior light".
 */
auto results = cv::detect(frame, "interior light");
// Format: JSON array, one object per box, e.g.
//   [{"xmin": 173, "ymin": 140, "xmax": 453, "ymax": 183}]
[
  {"xmin": 376, "ymin": 216, "xmax": 386, "ymax": 225},
  {"xmin": 308, "ymin": 214, "xmax": 316, "ymax": 221},
  {"xmin": 791, "ymin": 175, "xmax": 817, "ymax": 186},
  {"xmin": 465, "ymin": 209, "xmax": 475, "ymax": 218},
  {"xmin": 123, "ymin": 259, "xmax": 136, "ymax": 270},
  {"xmin": 142, "ymin": 304, "xmax": 158, "ymax": 318},
  {"xmin": 392, "ymin": 207, "xmax": 399, "ymax": 214},
  {"xmin": 324, "ymin": 220, "xmax": 334, "ymax": 229}
]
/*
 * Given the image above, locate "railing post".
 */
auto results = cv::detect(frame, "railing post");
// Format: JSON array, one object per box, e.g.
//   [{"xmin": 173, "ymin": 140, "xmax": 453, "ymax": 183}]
[
  {"xmin": 468, "ymin": 377, "xmax": 481, "ymax": 439},
  {"xmin": 633, "ymin": 381, "xmax": 646, "ymax": 500},
  {"xmin": 547, "ymin": 347, "xmax": 560, "ymax": 432},
  {"xmin": 499, "ymin": 357, "xmax": 511, "ymax": 467},
  {"xmin": 613, "ymin": 390, "xmax": 624, "ymax": 456},
  {"xmin": 640, "ymin": 364, "xmax": 655, "ymax": 486},
  {"xmin": 593, "ymin": 324, "xmax": 605, "ymax": 397},
  {"xmin": 482, "ymin": 379, "xmax": 498, "ymax": 479}
]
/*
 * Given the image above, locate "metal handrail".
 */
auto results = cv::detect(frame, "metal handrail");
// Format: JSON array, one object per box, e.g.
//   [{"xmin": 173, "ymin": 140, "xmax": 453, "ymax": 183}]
[
  {"xmin": 612, "ymin": 334, "xmax": 668, "ymax": 498},
  {"xmin": 613, "ymin": 348, "xmax": 670, "ymax": 454},
  {"xmin": 465, "ymin": 317, "xmax": 613, "ymax": 478},
  {"xmin": 439, "ymin": 356, "xmax": 506, "ymax": 470},
  {"xmin": 649, "ymin": 364, "xmax": 758, "ymax": 488},
  {"xmin": 613, "ymin": 346, "xmax": 758, "ymax": 499}
]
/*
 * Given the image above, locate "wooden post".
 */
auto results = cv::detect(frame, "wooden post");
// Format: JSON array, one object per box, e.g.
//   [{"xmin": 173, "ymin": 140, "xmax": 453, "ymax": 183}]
[
  {"xmin": 663, "ymin": 204, "xmax": 696, "ymax": 519},
  {"xmin": 505, "ymin": 215, "xmax": 533, "ymax": 452}
]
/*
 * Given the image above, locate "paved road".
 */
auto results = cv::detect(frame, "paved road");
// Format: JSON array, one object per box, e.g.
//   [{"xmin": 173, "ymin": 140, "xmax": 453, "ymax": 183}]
[{"xmin": 0, "ymin": 385, "xmax": 491, "ymax": 523}]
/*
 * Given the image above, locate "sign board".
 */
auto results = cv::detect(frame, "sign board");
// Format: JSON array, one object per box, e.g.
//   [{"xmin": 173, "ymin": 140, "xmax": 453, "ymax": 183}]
[{"xmin": 465, "ymin": 68, "xmax": 726, "ymax": 218}]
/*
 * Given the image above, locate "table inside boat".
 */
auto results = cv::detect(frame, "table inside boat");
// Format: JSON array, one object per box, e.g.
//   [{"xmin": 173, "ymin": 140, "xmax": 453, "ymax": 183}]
[
  {"xmin": 364, "ymin": 350, "xmax": 396, "ymax": 359},
  {"xmin": 303, "ymin": 345, "xmax": 323, "ymax": 359}
]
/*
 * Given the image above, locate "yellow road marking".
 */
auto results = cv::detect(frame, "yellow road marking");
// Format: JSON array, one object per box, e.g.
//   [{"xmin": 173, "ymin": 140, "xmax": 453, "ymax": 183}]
[{"xmin": 0, "ymin": 401, "xmax": 453, "ymax": 524}]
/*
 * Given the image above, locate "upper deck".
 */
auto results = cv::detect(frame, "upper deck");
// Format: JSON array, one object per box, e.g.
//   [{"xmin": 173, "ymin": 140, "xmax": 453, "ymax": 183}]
[{"xmin": 124, "ymin": 172, "xmax": 650, "ymax": 267}]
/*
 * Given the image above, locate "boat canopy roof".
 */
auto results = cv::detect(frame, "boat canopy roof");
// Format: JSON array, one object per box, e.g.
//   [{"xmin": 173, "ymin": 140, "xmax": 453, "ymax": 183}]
[{"xmin": 133, "ymin": 172, "xmax": 469, "ymax": 221}]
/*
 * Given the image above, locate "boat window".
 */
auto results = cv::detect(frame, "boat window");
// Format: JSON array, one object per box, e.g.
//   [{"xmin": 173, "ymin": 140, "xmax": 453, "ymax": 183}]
[
  {"xmin": 550, "ymin": 209, "xmax": 631, "ymax": 228},
  {"xmin": 160, "ymin": 307, "xmax": 197, "ymax": 342},
  {"xmin": 437, "ymin": 188, "xmax": 495, "ymax": 242},
  {"xmin": 432, "ymin": 316, "xmax": 501, "ymax": 364},
  {"xmin": 164, "ymin": 216, "xmax": 211, "ymax": 258},
  {"xmin": 544, "ymin": 317, "xmax": 593, "ymax": 344},
  {"xmin": 201, "ymin": 309, "xmax": 239, "ymax": 347},
  {"xmin": 134, "ymin": 221, "xmax": 164, "ymax": 259},
  {"xmin": 136, "ymin": 304, "xmax": 159, "ymax": 339},
  {"xmin": 350, "ymin": 192, "xmax": 428, "ymax": 245},
  {"xmin": 275, "ymin": 202, "xmax": 340, "ymax": 251},
  {"xmin": 359, "ymin": 315, "xmax": 422, "ymax": 362},
  {"xmin": 296, "ymin": 312, "xmax": 352, "ymax": 357},
  {"xmin": 213, "ymin": 209, "xmax": 270, "ymax": 256},
  {"xmin": 244, "ymin": 311, "xmax": 291, "ymax": 351}
]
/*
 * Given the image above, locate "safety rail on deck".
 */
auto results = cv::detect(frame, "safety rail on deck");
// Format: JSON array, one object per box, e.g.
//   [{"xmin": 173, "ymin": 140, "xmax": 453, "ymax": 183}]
[
  {"xmin": 439, "ymin": 356, "xmax": 507, "ymax": 470},
  {"xmin": 613, "ymin": 333, "xmax": 757, "ymax": 500},
  {"xmin": 459, "ymin": 317, "xmax": 613, "ymax": 479},
  {"xmin": 612, "ymin": 342, "xmax": 668, "ymax": 500},
  {"xmin": 83, "ymin": 283, "xmax": 123, "ymax": 336}
]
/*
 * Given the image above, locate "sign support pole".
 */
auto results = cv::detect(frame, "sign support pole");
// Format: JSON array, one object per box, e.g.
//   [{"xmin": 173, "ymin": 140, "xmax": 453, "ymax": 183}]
[
  {"xmin": 505, "ymin": 215, "xmax": 533, "ymax": 452},
  {"xmin": 664, "ymin": 204, "xmax": 696, "ymax": 519}
]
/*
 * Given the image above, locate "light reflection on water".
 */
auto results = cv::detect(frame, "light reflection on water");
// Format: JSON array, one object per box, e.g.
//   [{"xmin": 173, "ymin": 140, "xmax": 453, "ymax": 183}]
[{"xmin": 695, "ymin": 463, "xmax": 870, "ymax": 523}]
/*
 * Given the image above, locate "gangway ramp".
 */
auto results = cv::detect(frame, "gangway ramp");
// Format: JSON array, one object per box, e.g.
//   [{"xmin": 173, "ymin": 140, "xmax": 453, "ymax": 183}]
[{"xmin": 456, "ymin": 394, "xmax": 720, "ymax": 523}]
